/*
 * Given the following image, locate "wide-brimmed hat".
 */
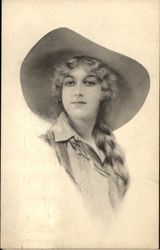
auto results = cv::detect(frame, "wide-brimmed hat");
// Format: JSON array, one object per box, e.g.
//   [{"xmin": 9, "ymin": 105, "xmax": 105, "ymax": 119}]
[{"xmin": 20, "ymin": 27, "xmax": 150, "ymax": 130}]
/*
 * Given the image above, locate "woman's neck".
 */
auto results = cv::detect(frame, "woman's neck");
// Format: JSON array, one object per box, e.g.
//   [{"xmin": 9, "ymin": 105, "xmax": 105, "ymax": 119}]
[{"xmin": 67, "ymin": 115, "xmax": 95, "ymax": 141}]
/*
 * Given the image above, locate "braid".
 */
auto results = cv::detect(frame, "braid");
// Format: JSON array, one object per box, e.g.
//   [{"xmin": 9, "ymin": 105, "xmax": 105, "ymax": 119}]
[{"xmin": 93, "ymin": 127, "xmax": 130, "ymax": 204}]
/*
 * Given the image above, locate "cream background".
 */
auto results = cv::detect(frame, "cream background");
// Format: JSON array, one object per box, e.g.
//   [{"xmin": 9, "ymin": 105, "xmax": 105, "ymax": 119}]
[{"xmin": 2, "ymin": 0, "xmax": 159, "ymax": 248}]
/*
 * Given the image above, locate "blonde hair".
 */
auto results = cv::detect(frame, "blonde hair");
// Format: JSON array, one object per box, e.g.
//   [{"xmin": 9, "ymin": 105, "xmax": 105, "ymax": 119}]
[{"xmin": 51, "ymin": 56, "xmax": 129, "ymax": 206}]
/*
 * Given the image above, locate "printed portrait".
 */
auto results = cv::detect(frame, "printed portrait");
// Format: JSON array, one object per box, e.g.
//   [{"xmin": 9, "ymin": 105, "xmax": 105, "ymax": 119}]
[{"xmin": 2, "ymin": 0, "xmax": 159, "ymax": 248}]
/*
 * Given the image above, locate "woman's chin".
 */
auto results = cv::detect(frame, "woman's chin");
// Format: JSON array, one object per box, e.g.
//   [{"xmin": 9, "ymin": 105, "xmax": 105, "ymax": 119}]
[{"xmin": 69, "ymin": 111, "xmax": 89, "ymax": 121}]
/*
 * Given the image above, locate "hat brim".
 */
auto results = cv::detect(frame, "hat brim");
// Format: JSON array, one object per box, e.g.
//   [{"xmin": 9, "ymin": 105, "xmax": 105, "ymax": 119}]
[{"xmin": 20, "ymin": 27, "xmax": 150, "ymax": 130}]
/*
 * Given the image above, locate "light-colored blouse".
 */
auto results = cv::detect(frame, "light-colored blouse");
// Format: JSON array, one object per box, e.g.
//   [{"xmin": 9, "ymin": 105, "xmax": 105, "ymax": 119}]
[{"xmin": 41, "ymin": 112, "xmax": 126, "ymax": 216}]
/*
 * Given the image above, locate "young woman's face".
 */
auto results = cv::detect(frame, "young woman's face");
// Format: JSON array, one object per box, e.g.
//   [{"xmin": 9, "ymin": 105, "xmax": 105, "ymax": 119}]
[{"xmin": 62, "ymin": 65, "xmax": 103, "ymax": 122}]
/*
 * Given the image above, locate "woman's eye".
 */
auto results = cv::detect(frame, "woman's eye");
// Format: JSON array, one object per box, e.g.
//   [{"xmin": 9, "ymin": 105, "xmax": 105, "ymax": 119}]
[
  {"xmin": 85, "ymin": 81, "xmax": 96, "ymax": 86},
  {"xmin": 64, "ymin": 81, "xmax": 75, "ymax": 86}
]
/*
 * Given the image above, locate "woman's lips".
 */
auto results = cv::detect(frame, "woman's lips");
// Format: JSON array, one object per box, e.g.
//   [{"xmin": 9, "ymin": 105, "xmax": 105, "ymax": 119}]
[
  {"xmin": 71, "ymin": 101, "xmax": 86, "ymax": 104},
  {"xmin": 71, "ymin": 101, "xmax": 87, "ymax": 108}
]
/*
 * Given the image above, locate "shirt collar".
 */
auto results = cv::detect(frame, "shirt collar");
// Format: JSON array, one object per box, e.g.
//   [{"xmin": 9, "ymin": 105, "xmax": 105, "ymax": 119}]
[
  {"xmin": 50, "ymin": 112, "xmax": 80, "ymax": 142},
  {"xmin": 51, "ymin": 112, "xmax": 106, "ymax": 163}
]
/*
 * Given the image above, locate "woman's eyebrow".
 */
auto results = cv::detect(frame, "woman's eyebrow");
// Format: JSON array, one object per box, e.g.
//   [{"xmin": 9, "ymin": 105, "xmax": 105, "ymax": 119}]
[
  {"xmin": 64, "ymin": 74, "xmax": 74, "ymax": 79},
  {"xmin": 84, "ymin": 74, "xmax": 97, "ymax": 80}
]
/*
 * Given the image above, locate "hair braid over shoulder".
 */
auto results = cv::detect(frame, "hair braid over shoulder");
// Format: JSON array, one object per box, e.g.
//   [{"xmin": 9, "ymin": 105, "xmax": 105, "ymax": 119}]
[{"xmin": 93, "ymin": 125, "xmax": 129, "ymax": 205}]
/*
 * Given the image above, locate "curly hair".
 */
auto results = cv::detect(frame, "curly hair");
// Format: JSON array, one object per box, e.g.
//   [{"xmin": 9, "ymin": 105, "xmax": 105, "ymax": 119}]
[
  {"xmin": 52, "ymin": 56, "xmax": 118, "ymax": 103},
  {"xmin": 51, "ymin": 55, "xmax": 129, "ymax": 206}
]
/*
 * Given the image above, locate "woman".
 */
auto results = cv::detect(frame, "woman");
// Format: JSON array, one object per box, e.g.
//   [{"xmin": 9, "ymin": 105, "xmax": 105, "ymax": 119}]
[
  {"xmin": 41, "ymin": 55, "xmax": 129, "ymax": 212},
  {"xmin": 20, "ymin": 27, "xmax": 150, "ymax": 219}
]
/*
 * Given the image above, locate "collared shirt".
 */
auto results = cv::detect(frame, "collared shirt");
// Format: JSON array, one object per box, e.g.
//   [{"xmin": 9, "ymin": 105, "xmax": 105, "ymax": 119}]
[{"xmin": 41, "ymin": 112, "xmax": 126, "ymax": 214}]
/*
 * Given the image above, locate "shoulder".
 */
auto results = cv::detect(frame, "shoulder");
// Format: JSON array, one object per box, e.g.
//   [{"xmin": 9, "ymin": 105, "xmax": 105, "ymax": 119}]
[{"xmin": 39, "ymin": 128, "xmax": 55, "ymax": 146}]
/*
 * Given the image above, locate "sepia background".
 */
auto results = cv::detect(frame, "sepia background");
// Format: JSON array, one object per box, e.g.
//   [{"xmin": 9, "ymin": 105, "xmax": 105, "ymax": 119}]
[{"xmin": 2, "ymin": 0, "xmax": 159, "ymax": 248}]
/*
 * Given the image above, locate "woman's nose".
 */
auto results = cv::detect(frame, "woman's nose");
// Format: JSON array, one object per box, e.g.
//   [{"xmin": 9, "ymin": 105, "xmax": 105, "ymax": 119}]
[{"xmin": 74, "ymin": 82, "xmax": 84, "ymax": 96}]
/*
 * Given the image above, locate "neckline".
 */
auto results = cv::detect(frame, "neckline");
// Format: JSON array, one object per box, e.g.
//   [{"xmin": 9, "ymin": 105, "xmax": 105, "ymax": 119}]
[{"xmin": 74, "ymin": 138, "xmax": 106, "ymax": 166}]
